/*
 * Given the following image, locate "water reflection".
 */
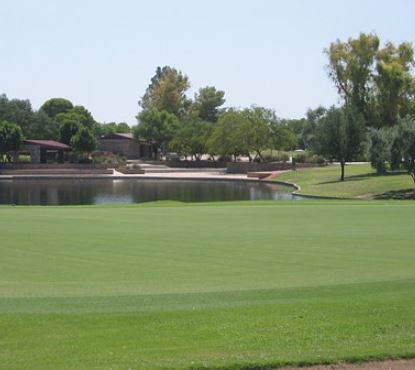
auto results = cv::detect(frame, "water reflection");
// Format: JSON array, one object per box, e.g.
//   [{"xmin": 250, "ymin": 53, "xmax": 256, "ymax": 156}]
[{"xmin": 0, "ymin": 179, "xmax": 302, "ymax": 205}]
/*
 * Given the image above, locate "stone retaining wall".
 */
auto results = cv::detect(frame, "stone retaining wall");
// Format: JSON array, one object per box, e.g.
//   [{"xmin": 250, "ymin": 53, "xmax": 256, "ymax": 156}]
[
  {"xmin": 137, "ymin": 160, "xmax": 226, "ymax": 168},
  {"xmin": 1, "ymin": 163, "xmax": 108, "ymax": 170}
]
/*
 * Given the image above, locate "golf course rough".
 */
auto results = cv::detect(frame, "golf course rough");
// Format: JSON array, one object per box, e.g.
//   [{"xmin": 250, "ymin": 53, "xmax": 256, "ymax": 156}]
[{"xmin": 0, "ymin": 201, "xmax": 414, "ymax": 369}]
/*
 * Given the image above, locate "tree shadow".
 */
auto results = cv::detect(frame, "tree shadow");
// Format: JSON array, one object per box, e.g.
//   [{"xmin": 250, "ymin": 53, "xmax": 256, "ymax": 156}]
[
  {"xmin": 374, "ymin": 189, "xmax": 415, "ymax": 200},
  {"xmin": 318, "ymin": 171, "xmax": 407, "ymax": 185}
]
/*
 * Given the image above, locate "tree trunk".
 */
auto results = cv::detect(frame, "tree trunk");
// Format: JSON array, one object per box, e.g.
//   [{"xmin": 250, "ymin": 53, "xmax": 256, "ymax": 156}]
[
  {"xmin": 256, "ymin": 150, "xmax": 263, "ymax": 163},
  {"xmin": 410, "ymin": 170, "xmax": 415, "ymax": 187},
  {"xmin": 340, "ymin": 160, "xmax": 345, "ymax": 181}
]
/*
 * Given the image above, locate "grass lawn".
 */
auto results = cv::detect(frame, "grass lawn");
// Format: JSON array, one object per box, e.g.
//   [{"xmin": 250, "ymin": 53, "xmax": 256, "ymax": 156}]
[
  {"xmin": 276, "ymin": 164, "xmax": 414, "ymax": 198},
  {"xmin": 1, "ymin": 201, "xmax": 415, "ymax": 369}
]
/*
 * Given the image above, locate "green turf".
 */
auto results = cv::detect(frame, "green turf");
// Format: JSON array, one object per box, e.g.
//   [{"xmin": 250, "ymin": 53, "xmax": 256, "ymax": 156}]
[
  {"xmin": 1, "ymin": 202, "xmax": 415, "ymax": 369},
  {"xmin": 277, "ymin": 164, "xmax": 414, "ymax": 198}
]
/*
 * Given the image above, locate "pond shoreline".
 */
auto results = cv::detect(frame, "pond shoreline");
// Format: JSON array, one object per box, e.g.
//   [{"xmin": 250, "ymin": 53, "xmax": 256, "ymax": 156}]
[{"xmin": 0, "ymin": 172, "xmax": 301, "ymax": 205}]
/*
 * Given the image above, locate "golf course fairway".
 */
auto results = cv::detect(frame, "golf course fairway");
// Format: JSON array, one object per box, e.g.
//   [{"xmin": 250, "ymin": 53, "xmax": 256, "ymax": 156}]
[{"xmin": 1, "ymin": 201, "xmax": 414, "ymax": 369}]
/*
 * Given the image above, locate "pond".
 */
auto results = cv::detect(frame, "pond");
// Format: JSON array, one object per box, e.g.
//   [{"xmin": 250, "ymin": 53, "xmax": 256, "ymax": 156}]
[{"xmin": 0, "ymin": 179, "xmax": 303, "ymax": 205}]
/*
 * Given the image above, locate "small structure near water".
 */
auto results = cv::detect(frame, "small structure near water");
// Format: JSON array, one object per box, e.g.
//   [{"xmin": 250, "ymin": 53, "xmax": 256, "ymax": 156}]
[
  {"xmin": 99, "ymin": 133, "xmax": 152, "ymax": 159},
  {"xmin": 16, "ymin": 140, "xmax": 71, "ymax": 164}
]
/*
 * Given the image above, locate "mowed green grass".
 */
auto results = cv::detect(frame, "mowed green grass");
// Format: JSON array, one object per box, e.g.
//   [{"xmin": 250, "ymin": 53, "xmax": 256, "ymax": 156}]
[
  {"xmin": 0, "ymin": 201, "xmax": 415, "ymax": 369},
  {"xmin": 277, "ymin": 164, "xmax": 413, "ymax": 198}
]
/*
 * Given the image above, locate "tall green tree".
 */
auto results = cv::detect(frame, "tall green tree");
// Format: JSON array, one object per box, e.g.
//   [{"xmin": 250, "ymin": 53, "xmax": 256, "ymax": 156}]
[
  {"xmin": 271, "ymin": 122, "xmax": 297, "ymax": 151},
  {"xmin": 59, "ymin": 119, "xmax": 82, "ymax": 145},
  {"xmin": 315, "ymin": 106, "xmax": 366, "ymax": 181},
  {"xmin": 40, "ymin": 98, "xmax": 74, "ymax": 118},
  {"xmin": 375, "ymin": 42, "xmax": 415, "ymax": 126},
  {"xmin": 325, "ymin": 33, "xmax": 379, "ymax": 124},
  {"xmin": 0, "ymin": 120, "xmax": 23, "ymax": 162},
  {"xmin": 326, "ymin": 33, "xmax": 415, "ymax": 127},
  {"xmin": 71, "ymin": 127, "xmax": 96, "ymax": 157},
  {"xmin": 193, "ymin": 86, "xmax": 225, "ymax": 122},
  {"xmin": 207, "ymin": 110, "xmax": 249, "ymax": 161},
  {"xmin": 300, "ymin": 106, "xmax": 327, "ymax": 150},
  {"xmin": 242, "ymin": 107, "xmax": 272, "ymax": 161},
  {"xmin": 134, "ymin": 108, "xmax": 179, "ymax": 158},
  {"xmin": 367, "ymin": 127, "xmax": 392, "ymax": 174},
  {"xmin": 70, "ymin": 106, "xmax": 96, "ymax": 128},
  {"xmin": 0, "ymin": 94, "xmax": 34, "ymax": 136},
  {"xmin": 140, "ymin": 66, "xmax": 190, "ymax": 116},
  {"xmin": 169, "ymin": 118, "xmax": 212, "ymax": 160},
  {"xmin": 392, "ymin": 116, "xmax": 415, "ymax": 186},
  {"xmin": 25, "ymin": 110, "xmax": 59, "ymax": 140}
]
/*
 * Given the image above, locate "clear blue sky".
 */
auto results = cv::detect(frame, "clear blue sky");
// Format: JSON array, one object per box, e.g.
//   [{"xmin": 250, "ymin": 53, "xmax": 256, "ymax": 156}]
[{"xmin": 1, "ymin": 0, "xmax": 414, "ymax": 125}]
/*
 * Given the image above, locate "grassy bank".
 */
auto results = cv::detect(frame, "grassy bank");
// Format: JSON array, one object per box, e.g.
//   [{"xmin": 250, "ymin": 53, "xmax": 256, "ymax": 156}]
[
  {"xmin": 276, "ymin": 164, "xmax": 414, "ymax": 198},
  {"xmin": 1, "ymin": 202, "xmax": 415, "ymax": 369}
]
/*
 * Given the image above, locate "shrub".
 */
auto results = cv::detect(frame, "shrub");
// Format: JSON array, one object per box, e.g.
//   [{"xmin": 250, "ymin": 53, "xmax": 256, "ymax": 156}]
[{"xmin": 90, "ymin": 151, "xmax": 126, "ymax": 166}]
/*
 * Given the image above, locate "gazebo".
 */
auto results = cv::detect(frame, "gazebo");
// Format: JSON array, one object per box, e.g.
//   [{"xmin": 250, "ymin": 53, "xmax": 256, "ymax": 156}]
[{"xmin": 19, "ymin": 140, "xmax": 71, "ymax": 164}]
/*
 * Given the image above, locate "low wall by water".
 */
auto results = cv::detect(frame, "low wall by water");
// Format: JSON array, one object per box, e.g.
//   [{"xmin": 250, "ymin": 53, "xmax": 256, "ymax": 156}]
[
  {"xmin": 0, "ymin": 163, "xmax": 111, "ymax": 175},
  {"xmin": 1, "ymin": 163, "xmax": 109, "ymax": 170},
  {"xmin": 226, "ymin": 162, "xmax": 321, "ymax": 174},
  {"xmin": 136, "ymin": 160, "xmax": 226, "ymax": 168}
]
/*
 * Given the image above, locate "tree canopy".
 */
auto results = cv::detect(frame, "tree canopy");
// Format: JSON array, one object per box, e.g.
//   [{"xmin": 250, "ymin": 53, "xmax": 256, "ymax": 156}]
[
  {"xmin": 0, "ymin": 120, "xmax": 23, "ymax": 162},
  {"xmin": 315, "ymin": 106, "xmax": 366, "ymax": 181},
  {"xmin": 134, "ymin": 108, "xmax": 179, "ymax": 157},
  {"xmin": 193, "ymin": 87, "xmax": 225, "ymax": 122},
  {"xmin": 40, "ymin": 98, "xmax": 74, "ymax": 118},
  {"xmin": 140, "ymin": 66, "xmax": 190, "ymax": 116},
  {"xmin": 325, "ymin": 33, "xmax": 415, "ymax": 127}
]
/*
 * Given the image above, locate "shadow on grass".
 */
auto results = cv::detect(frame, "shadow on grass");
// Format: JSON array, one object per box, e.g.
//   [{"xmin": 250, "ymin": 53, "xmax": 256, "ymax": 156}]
[
  {"xmin": 318, "ymin": 171, "xmax": 407, "ymax": 186},
  {"xmin": 374, "ymin": 189, "xmax": 415, "ymax": 200}
]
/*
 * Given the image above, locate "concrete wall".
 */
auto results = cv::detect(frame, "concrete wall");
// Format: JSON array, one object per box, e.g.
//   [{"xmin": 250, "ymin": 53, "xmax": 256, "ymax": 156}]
[{"xmin": 21, "ymin": 144, "xmax": 41, "ymax": 164}]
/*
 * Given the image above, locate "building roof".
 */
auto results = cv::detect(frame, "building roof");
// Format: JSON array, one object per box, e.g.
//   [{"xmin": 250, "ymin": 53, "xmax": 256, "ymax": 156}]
[
  {"xmin": 101, "ymin": 132, "xmax": 148, "ymax": 143},
  {"xmin": 101, "ymin": 132, "xmax": 134, "ymax": 140},
  {"xmin": 23, "ymin": 140, "xmax": 71, "ymax": 150}
]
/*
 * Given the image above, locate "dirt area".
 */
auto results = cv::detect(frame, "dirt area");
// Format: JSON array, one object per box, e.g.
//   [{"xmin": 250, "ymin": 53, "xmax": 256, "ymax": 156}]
[{"xmin": 283, "ymin": 359, "xmax": 415, "ymax": 370}]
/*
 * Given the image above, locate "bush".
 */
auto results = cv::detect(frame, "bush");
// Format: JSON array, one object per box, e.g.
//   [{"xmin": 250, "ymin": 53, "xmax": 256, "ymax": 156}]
[
  {"xmin": 261, "ymin": 152, "xmax": 290, "ymax": 162},
  {"xmin": 294, "ymin": 152, "xmax": 325, "ymax": 164},
  {"xmin": 294, "ymin": 153, "xmax": 307, "ymax": 163},
  {"xmin": 90, "ymin": 151, "xmax": 126, "ymax": 166}
]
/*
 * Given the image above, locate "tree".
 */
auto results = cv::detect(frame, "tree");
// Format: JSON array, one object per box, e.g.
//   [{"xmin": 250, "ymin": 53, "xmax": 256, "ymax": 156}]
[
  {"xmin": 71, "ymin": 127, "xmax": 96, "ymax": 157},
  {"xmin": 315, "ymin": 106, "xmax": 366, "ymax": 181},
  {"xmin": 40, "ymin": 98, "xmax": 73, "ymax": 118},
  {"xmin": 301, "ymin": 106, "xmax": 327, "ymax": 150},
  {"xmin": 169, "ymin": 118, "xmax": 211, "ymax": 160},
  {"xmin": 284, "ymin": 117, "xmax": 307, "ymax": 149},
  {"xmin": 207, "ymin": 110, "xmax": 249, "ymax": 161},
  {"xmin": 97, "ymin": 122, "xmax": 131, "ymax": 137},
  {"xmin": 0, "ymin": 120, "xmax": 22, "ymax": 162},
  {"xmin": 134, "ymin": 108, "xmax": 178, "ymax": 158},
  {"xmin": 70, "ymin": 105, "xmax": 96, "ymax": 128},
  {"xmin": 375, "ymin": 42, "xmax": 415, "ymax": 126},
  {"xmin": 325, "ymin": 33, "xmax": 379, "ymax": 124},
  {"xmin": 271, "ymin": 123, "xmax": 297, "ymax": 151},
  {"xmin": 325, "ymin": 33, "xmax": 415, "ymax": 128},
  {"xmin": 25, "ymin": 110, "xmax": 59, "ymax": 140},
  {"xmin": 0, "ymin": 94, "xmax": 34, "ymax": 136},
  {"xmin": 242, "ymin": 107, "xmax": 272, "ymax": 161},
  {"xmin": 367, "ymin": 127, "xmax": 392, "ymax": 174},
  {"xmin": 140, "ymin": 66, "xmax": 190, "ymax": 115},
  {"xmin": 193, "ymin": 86, "xmax": 225, "ymax": 122},
  {"xmin": 59, "ymin": 119, "xmax": 82, "ymax": 145},
  {"xmin": 394, "ymin": 116, "xmax": 415, "ymax": 186},
  {"xmin": 116, "ymin": 122, "xmax": 131, "ymax": 133}
]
